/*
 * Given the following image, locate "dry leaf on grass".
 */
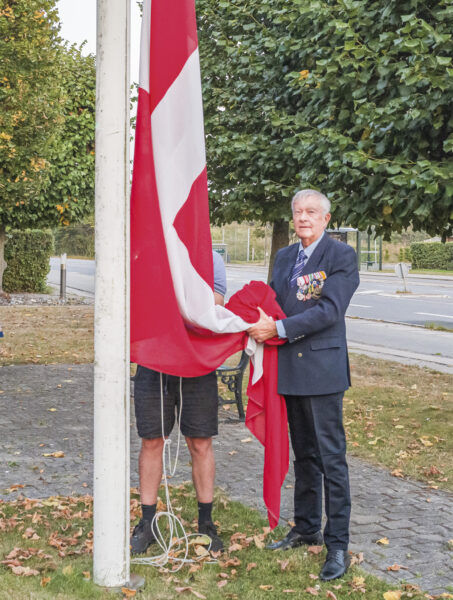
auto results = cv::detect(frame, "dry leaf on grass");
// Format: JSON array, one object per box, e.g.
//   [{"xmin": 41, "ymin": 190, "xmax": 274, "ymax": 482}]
[
  {"xmin": 253, "ymin": 535, "xmax": 265, "ymax": 549},
  {"xmin": 391, "ymin": 469, "xmax": 404, "ymax": 478},
  {"xmin": 11, "ymin": 565, "xmax": 39, "ymax": 576},
  {"xmin": 121, "ymin": 588, "xmax": 137, "ymax": 598},
  {"xmin": 282, "ymin": 591, "xmax": 296, "ymax": 594},
  {"xmin": 350, "ymin": 551, "xmax": 364, "ymax": 565},
  {"xmin": 308, "ymin": 545, "xmax": 323, "ymax": 555},
  {"xmin": 217, "ymin": 580, "xmax": 228, "ymax": 589},
  {"xmin": 259, "ymin": 585, "xmax": 274, "ymax": 591},
  {"xmin": 350, "ymin": 576, "xmax": 366, "ymax": 593},
  {"xmin": 40, "ymin": 576, "xmax": 51, "ymax": 587},
  {"xmin": 246, "ymin": 562, "xmax": 257, "ymax": 572},
  {"xmin": 383, "ymin": 592, "xmax": 402, "ymax": 600},
  {"xmin": 228, "ymin": 542, "xmax": 243, "ymax": 553},
  {"xmin": 326, "ymin": 591, "xmax": 338, "ymax": 600},
  {"xmin": 308, "ymin": 573, "xmax": 319, "ymax": 580},
  {"xmin": 277, "ymin": 559, "xmax": 289, "ymax": 571},
  {"xmin": 304, "ymin": 587, "xmax": 319, "ymax": 596}
]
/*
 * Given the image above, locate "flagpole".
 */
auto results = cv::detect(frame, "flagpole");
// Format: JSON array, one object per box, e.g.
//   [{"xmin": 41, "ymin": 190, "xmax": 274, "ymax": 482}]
[{"xmin": 93, "ymin": 0, "xmax": 131, "ymax": 587}]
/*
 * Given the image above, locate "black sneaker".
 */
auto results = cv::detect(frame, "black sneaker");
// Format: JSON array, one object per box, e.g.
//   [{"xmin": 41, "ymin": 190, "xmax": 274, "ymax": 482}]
[
  {"xmin": 130, "ymin": 518, "xmax": 156, "ymax": 554},
  {"xmin": 198, "ymin": 521, "xmax": 224, "ymax": 553}
]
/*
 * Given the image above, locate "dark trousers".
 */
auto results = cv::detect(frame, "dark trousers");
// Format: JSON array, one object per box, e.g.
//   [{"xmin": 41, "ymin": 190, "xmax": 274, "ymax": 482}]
[{"xmin": 285, "ymin": 392, "xmax": 350, "ymax": 550}]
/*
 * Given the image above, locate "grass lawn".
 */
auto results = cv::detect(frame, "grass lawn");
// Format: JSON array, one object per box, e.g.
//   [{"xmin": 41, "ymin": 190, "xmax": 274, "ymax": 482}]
[
  {"xmin": 0, "ymin": 486, "xmax": 429, "ymax": 600},
  {"xmin": 409, "ymin": 269, "xmax": 453, "ymax": 276}
]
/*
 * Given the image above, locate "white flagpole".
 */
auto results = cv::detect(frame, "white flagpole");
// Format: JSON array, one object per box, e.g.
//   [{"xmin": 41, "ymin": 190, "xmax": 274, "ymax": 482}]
[{"xmin": 93, "ymin": 0, "xmax": 131, "ymax": 587}]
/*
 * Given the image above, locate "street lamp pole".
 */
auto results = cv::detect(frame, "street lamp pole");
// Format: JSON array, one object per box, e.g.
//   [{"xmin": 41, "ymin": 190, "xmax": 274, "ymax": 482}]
[{"xmin": 93, "ymin": 0, "xmax": 131, "ymax": 587}]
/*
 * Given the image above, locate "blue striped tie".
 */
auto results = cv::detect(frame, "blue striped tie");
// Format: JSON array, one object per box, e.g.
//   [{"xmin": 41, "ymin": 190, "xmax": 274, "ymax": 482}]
[{"xmin": 290, "ymin": 248, "xmax": 306, "ymax": 287}]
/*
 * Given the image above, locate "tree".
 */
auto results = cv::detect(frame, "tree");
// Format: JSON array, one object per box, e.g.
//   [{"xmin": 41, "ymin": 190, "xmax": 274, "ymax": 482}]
[
  {"xmin": 0, "ymin": 0, "xmax": 63, "ymax": 289},
  {"xmin": 39, "ymin": 44, "xmax": 96, "ymax": 229},
  {"xmin": 197, "ymin": 0, "xmax": 453, "ymax": 275},
  {"xmin": 0, "ymin": 1, "xmax": 95, "ymax": 292}
]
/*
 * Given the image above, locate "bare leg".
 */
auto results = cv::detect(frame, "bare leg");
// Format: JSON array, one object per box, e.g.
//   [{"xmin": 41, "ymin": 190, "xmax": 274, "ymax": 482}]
[
  {"xmin": 139, "ymin": 437, "xmax": 165, "ymax": 505},
  {"xmin": 185, "ymin": 437, "xmax": 215, "ymax": 503}
]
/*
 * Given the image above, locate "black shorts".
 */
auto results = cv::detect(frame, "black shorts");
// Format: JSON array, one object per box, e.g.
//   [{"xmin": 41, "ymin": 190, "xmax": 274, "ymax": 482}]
[{"xmin": 133, "ymin": 366, "xmax": 219, "ymax": 439}]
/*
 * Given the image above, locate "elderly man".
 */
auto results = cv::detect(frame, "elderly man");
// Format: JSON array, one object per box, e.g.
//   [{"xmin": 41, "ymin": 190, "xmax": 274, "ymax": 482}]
[{"xmin": 248, "ymin": 189, "xmax": 359, "ymax": 581}]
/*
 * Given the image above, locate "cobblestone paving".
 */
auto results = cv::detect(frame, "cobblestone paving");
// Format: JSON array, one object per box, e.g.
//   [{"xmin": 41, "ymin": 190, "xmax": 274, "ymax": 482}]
[{"xmin": 1, "ymin": 364, "xmax": 452, "ymax": 594}]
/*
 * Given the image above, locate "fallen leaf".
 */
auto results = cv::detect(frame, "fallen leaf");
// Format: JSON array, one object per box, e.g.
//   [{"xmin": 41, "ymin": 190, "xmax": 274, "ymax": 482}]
[
  {"xmin": 419, "ymin": 436, "xmax": 433, "ymax": 447},
  {"xmin": 383, "ymin": 592, "xmax": 402, "ymax": 600},
  {"xmin": 11, "ymin": 565, "xmax": 39, "ymax": 576},
  {"xmin": 83, "ymin": 571, "xmax": 91, "ymax": 580},
  {"xmin": 217, "ymin": 581, "xmax": 227, "ymax": 589},
  {"xmin": 48, "ymin": 408, "xmax": 57, "ymax": 412},
  {"xmin": 350, "ymin": 576, "xmax": 366, "ymax": 593},
  {"xmin": 191, "ymin": 591, "xmax": 206, "ymax": 600},
  {"xmin": 387, "ymin": 564, "xmax": 407, "ymax": 572},
  {"xmin": 191, "ymin": 535, "xmax": 211, "ymax": 546},
  {"xmin": 259, "ymin": 585, "xmax": 274, "ymax": 591},
  {"xmin": 240, "ymin": 437, "xmax": 252, "ymax": 443},
  {"xmin": 326, "ymin": 591, "xmax": 338, "ymax": 600},
  {"xmin": 246, "ymin": 562, "xmax": 257, "ymax": 572},
  {"xmin": 228, "ymin": 450, "xmax": 237, "ymax": 456},
  {"xmin": 228, "ymin": 543, "xmax": 242, "ymax": 553},
  {"xmin": 42, "ymin": 451, "xmax": 65, "ymax": 458},
  {"xmin": 62, "ymin": 565, "xmax": 73, "ymax": 576},
  {"xmin": 376, "ymin": 537, "xmax": 389, "ymax": 545},
  {"xmin": 391, "ymin": 469, "xmax": 404, "ymax": 478},
  {"xmin": 277, "ymin": 559, "xmax": 289, "ymax": 571},
  {"xmin": 308, "ymin": 545, "xmax": 323, "ymax": 555},
  {"xmin": 282, "ymin": 591, "xmax": 296, "ymax": 594},
  {"xmin": 40, "ymin": 576, "xmax": 51, "ymax": 587},
  {"xmin": 253, "ymin": 535, "xmax": 264, "ymax": 549},
  {"xmin": 218, "ymin": 573, "xmax": 229, "ymax": 579},
  {"xmin": 121, "ymin": 587, "xmax": 137, "ymax": 598},
  {"xmin": 309, "ymin": 573, "xmax": 319, "ymax": 580},
  {"xmin": 305, "ymin": 588, "xmax": 319, "ymax": 596},
  {"xmin": 350, "ymin": 552, "xmax": 364, "ymax": 565}
]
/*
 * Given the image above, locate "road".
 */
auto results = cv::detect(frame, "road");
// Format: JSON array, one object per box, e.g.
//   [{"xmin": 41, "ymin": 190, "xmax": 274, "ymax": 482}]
[{"xmin": 48, "ymin": 258, "xmax": 453, "ymax": 372}]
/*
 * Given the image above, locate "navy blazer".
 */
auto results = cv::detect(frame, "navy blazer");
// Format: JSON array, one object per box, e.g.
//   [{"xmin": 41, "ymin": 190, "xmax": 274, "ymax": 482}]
[{"xmin": 270, "ymin": 234, "xmax": 359, "ymax": 397}]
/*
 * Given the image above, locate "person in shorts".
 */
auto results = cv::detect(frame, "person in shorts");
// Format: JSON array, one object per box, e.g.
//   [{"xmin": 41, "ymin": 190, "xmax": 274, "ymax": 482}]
[{"xmin": 130, "ymin": 250, "xmax": 227, "ymax": 554}]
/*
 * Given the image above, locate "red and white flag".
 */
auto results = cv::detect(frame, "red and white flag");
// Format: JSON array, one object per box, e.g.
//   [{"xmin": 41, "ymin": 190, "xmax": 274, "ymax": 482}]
[
  {"xmin": 131, "ymin": 0, "xmax": 254, "ymax": 376},
  {"xmin": 130, "ymin": 0, "xmax": 289, "ymax": 530}
]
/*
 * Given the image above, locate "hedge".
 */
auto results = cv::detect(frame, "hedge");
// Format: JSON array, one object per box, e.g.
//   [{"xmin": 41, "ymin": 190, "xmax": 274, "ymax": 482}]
[
  {"xmin": 3, "ymin": 229, "xmax": 54, "ymax": 293},
  {"xmin": 410, "ymin": 242, "xmax": 453, "ymax": 271},
  {"xmin": 54, "ymin": 224, "xmax": 94, "ymax": 258}
]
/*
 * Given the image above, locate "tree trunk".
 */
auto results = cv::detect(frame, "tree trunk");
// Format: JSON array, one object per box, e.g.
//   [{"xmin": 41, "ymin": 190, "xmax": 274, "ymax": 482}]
[
  {"xmin": 0, "ymin": 227, "xmax": 6, "ymax": 295},
  {"xmin": 267, "ymin": 219, "xmax": 289, "ymax": 283}
]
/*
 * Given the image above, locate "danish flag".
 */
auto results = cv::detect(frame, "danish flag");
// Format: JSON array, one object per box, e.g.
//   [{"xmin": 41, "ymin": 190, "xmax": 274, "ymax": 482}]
[{"xmin": 130, "ymin": 0, "xmax": 289, "ymax": 529}]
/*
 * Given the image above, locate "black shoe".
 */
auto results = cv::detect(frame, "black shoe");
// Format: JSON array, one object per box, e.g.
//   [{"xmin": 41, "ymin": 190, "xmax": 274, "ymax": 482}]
[
  {"xmin": 320, "ymin": 549, "xmax": 350, "ymax": 581},
  {"xmin": 198, "ymin": 521, "xmax": 224, "ymax": 553},
  {"xmin": 130, "ymin": 518, "xmax": 156, "ymax": 554},
  {"xmin": 266, "ymin": 528, "xmax": 323, "ymax": 550}
]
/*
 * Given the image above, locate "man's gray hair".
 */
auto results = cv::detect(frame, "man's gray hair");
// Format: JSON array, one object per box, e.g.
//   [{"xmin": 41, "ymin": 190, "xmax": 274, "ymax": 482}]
[{"xmin": 291, "ymin": 189, "xmax": 331, "ymax": 215}]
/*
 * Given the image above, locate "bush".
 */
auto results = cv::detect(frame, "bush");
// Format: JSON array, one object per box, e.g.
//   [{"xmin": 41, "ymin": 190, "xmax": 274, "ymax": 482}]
[
  {"xmin": 410, "ymin": 242, "xmax": 453, "ymax": 270},
  {"xmin": 54, "ymin": 224, "xmax": 94, "ymax": 258},
  {"xmin": 3, "ymin": 229, "xmax": 54, "ymax": 292}
]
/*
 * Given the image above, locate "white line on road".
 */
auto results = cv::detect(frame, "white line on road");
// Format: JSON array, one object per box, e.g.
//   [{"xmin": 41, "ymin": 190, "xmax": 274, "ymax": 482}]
[
  {"xmin": 350, "ymin": 304, "xmax": 372, "ymax": 308},
  {"xmin": 355, "ymin": 289, "xmax": 383, "ymax": 295},
  {"xmin": 415, "ymin": 312, "xmax": 453, "ymax": 320}
]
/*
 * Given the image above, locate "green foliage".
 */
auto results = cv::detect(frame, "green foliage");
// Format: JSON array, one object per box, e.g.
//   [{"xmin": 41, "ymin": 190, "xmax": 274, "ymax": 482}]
[
  {"xmin": 54, "ymin": 224, "xmax": 94, "ymax": 258},
  {"xmin": 0, "ymin": 0, "xmax": 63, "ymax": 228},
  {"xmin": 3, "ymin": 229, "xmax": 54, "ymax": 292},
  {"xmin": 40, "ymin": 44, "xmax": 96, "ymax": 228},
  {"xmin": 197, "ymin": 0, "xmax": 453, "ymax": 240},
  {"xmin": 410, "ymin": 241, "xmax": 453, "ymax": 269}
]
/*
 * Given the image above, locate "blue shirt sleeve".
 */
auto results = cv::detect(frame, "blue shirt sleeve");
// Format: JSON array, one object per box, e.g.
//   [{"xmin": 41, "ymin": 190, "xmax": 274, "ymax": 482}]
[
  {"xmin": 212, "ymin": 250, "xmax": 227, "ymax": 296},
  {"xmin": 275, "ymin": 319, "xmax": 287, "ymax": 339}
]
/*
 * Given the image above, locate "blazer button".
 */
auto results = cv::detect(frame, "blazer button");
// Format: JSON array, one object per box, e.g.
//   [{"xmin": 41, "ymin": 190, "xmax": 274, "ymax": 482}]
[{"xmin": 297, "ymin": 352, "xmax": 303, "ymax": 358}]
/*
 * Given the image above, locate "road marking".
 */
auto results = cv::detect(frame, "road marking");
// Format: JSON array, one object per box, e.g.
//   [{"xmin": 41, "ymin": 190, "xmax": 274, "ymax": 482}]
[
  {"xmin": 350, "ymin": 304, "xmax": 371, "ymax": 308},
  {"xmin": 356, "ymin": 289, "xmax": 383, "ymax": 295},
  {"xmin": 416, "ymin": 312, "xmax": 453, "ymax": 320}
]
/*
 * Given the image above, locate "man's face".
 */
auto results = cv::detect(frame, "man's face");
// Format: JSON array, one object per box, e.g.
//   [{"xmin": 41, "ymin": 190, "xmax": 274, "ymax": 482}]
[{"xmin": 292, "ymin": 196, "xmax": 331, "ymax": 247}]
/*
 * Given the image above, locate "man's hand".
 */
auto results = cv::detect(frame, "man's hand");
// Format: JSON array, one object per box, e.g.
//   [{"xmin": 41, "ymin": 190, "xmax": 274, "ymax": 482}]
[{"xmin": 247, "ymin": 306, "xmax": 277, "ymax": 343}]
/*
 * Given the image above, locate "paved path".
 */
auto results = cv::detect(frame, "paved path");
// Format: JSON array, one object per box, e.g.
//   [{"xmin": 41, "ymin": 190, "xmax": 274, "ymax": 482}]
[{"xmin": 1, "ymin": 363, "xmax": 452, "ymax": 594}]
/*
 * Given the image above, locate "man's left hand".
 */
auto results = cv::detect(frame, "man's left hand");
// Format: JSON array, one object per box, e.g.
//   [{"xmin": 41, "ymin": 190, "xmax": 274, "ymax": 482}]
[{"xmin": 247, "ymin": 306, "xmax": 277, "ymax": 343}]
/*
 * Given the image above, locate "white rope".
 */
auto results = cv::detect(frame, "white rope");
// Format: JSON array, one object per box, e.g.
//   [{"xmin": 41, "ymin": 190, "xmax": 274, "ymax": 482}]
[{"xmin": 131, "ymin": 374, "xmax": 217, "ymax": 570}]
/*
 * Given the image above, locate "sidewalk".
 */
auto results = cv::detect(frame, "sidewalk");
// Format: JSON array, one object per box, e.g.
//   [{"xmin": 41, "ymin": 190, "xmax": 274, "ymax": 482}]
[{"xmin": 1, "ymin": 363, "xmax": 452, "ymax": 594}]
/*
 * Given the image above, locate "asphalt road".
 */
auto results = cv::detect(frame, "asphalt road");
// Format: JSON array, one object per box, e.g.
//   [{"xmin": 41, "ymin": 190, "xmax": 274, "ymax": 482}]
[{"xmin": 47, "ymin": 258, "xmax": 453, "ymax": 371}]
